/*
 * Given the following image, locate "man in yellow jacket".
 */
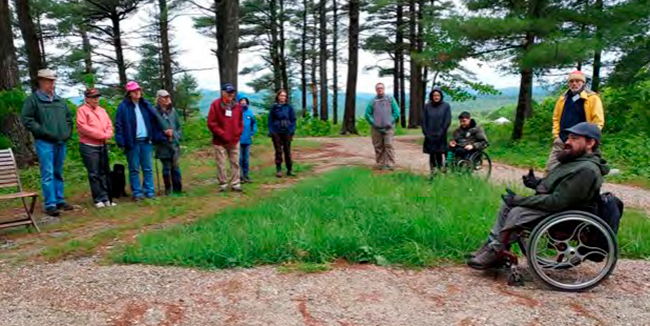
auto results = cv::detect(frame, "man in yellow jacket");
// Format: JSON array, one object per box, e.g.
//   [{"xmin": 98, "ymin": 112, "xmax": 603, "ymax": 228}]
[{"xmin": 547, "ymin": 70, "xmax": 604, "ymax": 171}]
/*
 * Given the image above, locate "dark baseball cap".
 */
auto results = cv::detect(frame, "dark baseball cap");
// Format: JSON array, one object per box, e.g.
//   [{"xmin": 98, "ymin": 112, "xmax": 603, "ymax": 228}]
[
  {"xmin": 565, "ymin": 122, "xmax": 602, "ymax": 142},
  {"xmin": 84, "ymin": 88, "xmax": 101, "ymax": 98},
  {"xmin": 221, "ymin": 83, "xmax": 236, "ymax": 93}
]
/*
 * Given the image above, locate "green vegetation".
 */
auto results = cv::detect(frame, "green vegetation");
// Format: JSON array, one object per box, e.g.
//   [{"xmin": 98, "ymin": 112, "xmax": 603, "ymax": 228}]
[{"xmin": 114, "ymin": 168, "xmax": 650, "ymax": 269}]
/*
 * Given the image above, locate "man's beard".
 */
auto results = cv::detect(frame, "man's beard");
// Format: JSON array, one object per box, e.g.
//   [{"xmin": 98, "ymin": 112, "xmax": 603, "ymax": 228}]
[{"xmin": 557, "ymin": 146, "xmax": 586, "ymax": 163}]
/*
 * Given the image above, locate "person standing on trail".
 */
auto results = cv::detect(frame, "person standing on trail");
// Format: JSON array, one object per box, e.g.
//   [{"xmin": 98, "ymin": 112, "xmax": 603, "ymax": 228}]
[
  {"xmin": 239, "ymin": 97, "xmax": 257, "ymax": 183},
  {"xmin": 365, "ymin": 82, "xmax": 400, "ymax": 170},
  {"xmin": 546, "ymin": 70, "xmax": 604, "ymax": 172},
  {"xmin": 207, "ymin": 83, "xmax": 244, "ymax": 192},
  {"xmin": 421, "ymin": 87, "xmax": 451, "ymax": 178},
  {"xmin": 268, "ymin": 89, "xmax": 296, "ymax": 178},
  {"xmin": 115, "ymin": 81, "xmax": 171, "ymax": 201},
  {"xmin": 76, "ymin": 88, "xmax": 115, "ymax": 208},
  {"xmin": 20, "ymin": 69, "xmax": 74, "ymax": 217},
  {"xmin": 152, "ymin": 89, "xmax": 183, "ymax": 195}
]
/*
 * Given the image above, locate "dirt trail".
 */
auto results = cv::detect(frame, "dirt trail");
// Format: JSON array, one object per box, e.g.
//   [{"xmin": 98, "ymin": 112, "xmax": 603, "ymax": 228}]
[{"xmin": 307, "ymin": 135, "xmax": 650, "ymax": 213}]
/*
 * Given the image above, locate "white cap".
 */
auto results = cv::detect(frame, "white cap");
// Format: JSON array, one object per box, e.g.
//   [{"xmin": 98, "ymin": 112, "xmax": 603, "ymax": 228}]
[
  {"xmin": 37, "ymin": 69, "xmax": 57, "ymax": 80},
  {"xmin": 156, "ymin": 89, "xmax": 170, "ymax": 97}
]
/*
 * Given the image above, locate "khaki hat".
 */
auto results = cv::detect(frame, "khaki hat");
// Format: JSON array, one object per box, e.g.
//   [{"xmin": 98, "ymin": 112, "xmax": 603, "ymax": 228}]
[
  {"xmin": 37, "ymin": 69, "xmax": 57, "ymax": 80},
  {"xmin": 156, "ymin": 89, "xmax": 170, "ymax": 97}
]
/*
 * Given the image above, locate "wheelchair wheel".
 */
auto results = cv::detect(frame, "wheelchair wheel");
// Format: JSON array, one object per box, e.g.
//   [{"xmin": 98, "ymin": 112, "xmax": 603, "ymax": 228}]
[
  {"xmin": 469, "ymin": 151, "xmax": 492, "ymax": 180},
  {"xmin": 526, "ymin": 211, "xmax": 618, "ymax": 292}
]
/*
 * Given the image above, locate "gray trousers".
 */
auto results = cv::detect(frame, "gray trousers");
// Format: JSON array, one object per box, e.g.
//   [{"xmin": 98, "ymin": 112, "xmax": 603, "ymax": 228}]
[
  {"xmin": 546, "ymin": 137, "xmax": 564, "ymax": 172},
  {"xmin": 488, "ymin": 203, "xmax": 549, "ymax": 247},
  {"xmin": 371, "ymin": 127, "xmax": 395, "ymax": 167}
]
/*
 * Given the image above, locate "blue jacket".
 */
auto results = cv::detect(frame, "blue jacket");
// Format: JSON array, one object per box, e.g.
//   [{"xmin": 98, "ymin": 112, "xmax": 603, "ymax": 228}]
[
  {"xmin": 268, "ymin": 103, "xmax": 296, "ymax": 135},
  {"xmin": 240, "ymin": 106, "xmax": 257, "ymax": 145},
  {"xmin": 115, "ymin": 96, "xmax": 166, "ymax": 149}
]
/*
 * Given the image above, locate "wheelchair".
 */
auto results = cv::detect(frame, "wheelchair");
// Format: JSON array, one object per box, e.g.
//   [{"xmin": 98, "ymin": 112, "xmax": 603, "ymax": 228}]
[
  {"xmin": 497, "ymin": 210, "xmax": 618, "ymax": 292},
  {"xmin": 446, "ymin": 149, "xmax": 492, "ymax": 179}
]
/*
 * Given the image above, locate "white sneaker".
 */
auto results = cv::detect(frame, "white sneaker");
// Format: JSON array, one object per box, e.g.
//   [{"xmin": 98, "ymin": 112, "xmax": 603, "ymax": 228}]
[
  {"xmin": 95, "ymin": 202, "xmax": 106, "ymax": 208},
  {"xmin": 103, "ymin": 201, "xmax": 117, "ymax": 207}
]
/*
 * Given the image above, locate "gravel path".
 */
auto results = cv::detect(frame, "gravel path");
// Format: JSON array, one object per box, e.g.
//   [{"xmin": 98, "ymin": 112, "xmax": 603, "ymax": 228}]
[
  {"xmin": 307, "ymin": 135, "xmax": 650, "ymax": 213},
  {"xmin": 1, "ymin": 258, "xmax": 649, "ymax": 326},
  {"xmin": 1, "ymin": 136, "xmax": 649, "ymax": 326}
]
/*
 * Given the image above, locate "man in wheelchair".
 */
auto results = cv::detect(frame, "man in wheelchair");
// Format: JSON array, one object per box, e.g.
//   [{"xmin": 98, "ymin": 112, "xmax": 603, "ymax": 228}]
[
  {"xmin": 468, "ymin": 122, "xmax": 609, "ymax": 270},
  {"xmin": 449, "ymin": 111, "xmax": 488, "ymax": 160}
]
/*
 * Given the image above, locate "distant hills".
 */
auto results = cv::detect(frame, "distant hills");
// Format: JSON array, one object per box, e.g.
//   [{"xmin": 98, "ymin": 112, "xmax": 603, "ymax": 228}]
[{"xmin": 198, "ymin": 86, "xmax": 551, "ymax": 117}]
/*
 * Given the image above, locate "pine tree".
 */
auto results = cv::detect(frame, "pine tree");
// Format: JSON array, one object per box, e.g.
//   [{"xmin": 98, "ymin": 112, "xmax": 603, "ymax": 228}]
[
  {"xmin": 15, "ymin": 0, "xmax": 45, "ymax": 90},
  {"xmin": 341, "ymin": 0, "xmax": 359, "ymax": 134},
  {"xmin": 174, "ymin": 73, "xmax": 201, "ymax": 120}
]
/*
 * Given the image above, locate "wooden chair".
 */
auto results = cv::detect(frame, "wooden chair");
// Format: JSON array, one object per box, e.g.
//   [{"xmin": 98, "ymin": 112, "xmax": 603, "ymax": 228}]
[{"xmin": 0, "ymin": 149, "xmax": 39, "ymax": 232}]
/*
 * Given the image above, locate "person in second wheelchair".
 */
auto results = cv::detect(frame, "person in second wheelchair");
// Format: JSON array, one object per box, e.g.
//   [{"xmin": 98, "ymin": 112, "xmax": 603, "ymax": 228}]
[
  {"xmin": 468, "ymin": 122, "xmax": 609, "ymax": 270},
  {"xmin": 449, "ymin": 111, "xmax": 488, "ymax": 161}
]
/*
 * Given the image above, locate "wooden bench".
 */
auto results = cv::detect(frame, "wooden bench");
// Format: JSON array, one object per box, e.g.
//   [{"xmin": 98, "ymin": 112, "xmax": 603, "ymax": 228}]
[{"xmin": 0, "ymin": 149, "xmax": 39, "ymax": 232}]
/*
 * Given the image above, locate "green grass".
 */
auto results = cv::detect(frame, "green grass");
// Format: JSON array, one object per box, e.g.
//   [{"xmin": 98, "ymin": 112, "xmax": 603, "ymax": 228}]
[{"xmin": 112, "ymin": 167, "xmax": 650, "ymax": 269}]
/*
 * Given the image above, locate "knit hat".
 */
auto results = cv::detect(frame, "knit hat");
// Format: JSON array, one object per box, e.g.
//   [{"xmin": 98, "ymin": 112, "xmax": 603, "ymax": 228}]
[{"xmin": 568, "ymin": 70, "xmax": 586, "ymax": 82}]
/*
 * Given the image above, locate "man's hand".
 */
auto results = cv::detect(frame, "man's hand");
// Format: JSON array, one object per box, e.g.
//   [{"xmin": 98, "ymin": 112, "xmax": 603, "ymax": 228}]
[
  {"xmin": 522, "ymin": 168, "xmax": 540, "ymax": 189},
  {"xmin": 164, "ymin": 129, "xmax": 173, "ymax": 137},
  {"xmin": 449, "ymin": 140, "xmax": 456, "ymax": 147},
  {"xmin": 464, "ymin": 144, "xmax": 474, "ymax": 151},
  {"xmin": 501, "ymin": 187, "xmax": 520, "ymax": 207}
]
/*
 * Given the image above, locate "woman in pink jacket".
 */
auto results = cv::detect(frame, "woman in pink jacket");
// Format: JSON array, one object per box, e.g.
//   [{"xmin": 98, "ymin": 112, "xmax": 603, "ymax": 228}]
[{"xmin": 76, "ymin": 88, "xmax": 115, "ymax": 208}]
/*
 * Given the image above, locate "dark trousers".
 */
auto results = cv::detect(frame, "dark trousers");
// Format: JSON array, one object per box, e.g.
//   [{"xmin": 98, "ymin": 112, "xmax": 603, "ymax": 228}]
[
  {"xmin": 453, "ymin": 147, "xmax": 475, "ymax": 160},
  {"xmin": 160, "ymin": 152, "xmax": 182, "ymax": 194},
  {"xmin": 271, "ymin": 133, "xmax": 292, "ymax": 171},
  {"xmin": 79, "ymin": 143, "xmax": 110, "ymax": 204},
  {"xmin": 429, "ymin": 152, "xmax": 445, "ymax": 170},
  {"xmin": 240, "ymin": 143, "xmax": 251, "ymax": 179}
]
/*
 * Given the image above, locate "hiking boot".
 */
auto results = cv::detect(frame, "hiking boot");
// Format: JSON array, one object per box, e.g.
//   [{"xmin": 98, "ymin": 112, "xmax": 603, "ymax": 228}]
[
  {"xmin": 467, "ymin": 246, "xmax": 501, "ymax": 270},
  {"xmin": 45, "ymin": 206, "xmax": 60, "ymax": 217},
  {"xmin": 57, "ymin": 202, "xmax": 74, "ymax": 211},
  {"xmin": 286, "ymin": 170, "xmax": 295, "ymax": 177},
  {"xmin": 466, "ymin": 241, "xmax": 490, "ymax": 259}
]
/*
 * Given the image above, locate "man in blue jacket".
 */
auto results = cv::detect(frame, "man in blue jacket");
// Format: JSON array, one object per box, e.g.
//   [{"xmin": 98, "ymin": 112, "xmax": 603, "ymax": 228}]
[
  {"xmin": 239, "ymin": 97, "xmax": 257, "ymax": 183},
  {"xmin": 115, "ymin": 81, "xmax": 170, "ymax": 201}
]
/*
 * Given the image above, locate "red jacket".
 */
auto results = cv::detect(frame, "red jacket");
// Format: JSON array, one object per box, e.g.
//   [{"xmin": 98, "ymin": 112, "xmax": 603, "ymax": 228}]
[{"xmin": 207, "ymin": 98, "xmax": 243, "ymax": 146}]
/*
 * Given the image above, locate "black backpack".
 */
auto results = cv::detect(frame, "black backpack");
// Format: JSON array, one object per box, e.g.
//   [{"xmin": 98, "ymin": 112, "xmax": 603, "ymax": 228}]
[{"xmin": 596, "ymin": 192, "xmax": 624, "ymax": 234}]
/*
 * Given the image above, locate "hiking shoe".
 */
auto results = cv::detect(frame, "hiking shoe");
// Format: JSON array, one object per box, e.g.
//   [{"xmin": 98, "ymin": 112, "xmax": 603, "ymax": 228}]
[
  {"xmin": 219, "ymin": 185, "xmax": 228, "ymax": 193},
  {"xmin": 57, "ymin": 202, "xmax": 74, "ymax": 211},
  {"xmin": 133, "ymin": 196, "xmax": 144, "ymax": 202},
  {"xmin": 467, "ymin": 246, "xmax": 500, "ymax": 270},
  {"xmin": 95, "ymin": 202, "xmax": 106, "ymax": 209},
  {"xmin": 386, "ymin": 165, "xmax": 395, "ymax": 171},
  {"xmin": 45, "ymin": 206, "xmax": 60, "ymax": 217},
  {"xmin": 103, "ymin": 201, "xmax": 117, "ymax": 207},
  {"xmin": 466, "ymin": 242, "xmax": 490, "ymax": 259},
  {"xmin": 286, "ymin": 171, "xmax": 295, "ymax": 177}
]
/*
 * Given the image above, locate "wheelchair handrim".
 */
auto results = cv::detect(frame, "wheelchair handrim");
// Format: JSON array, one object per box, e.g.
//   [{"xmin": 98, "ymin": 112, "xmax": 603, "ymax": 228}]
[{"xmin": 528, "ymin": 214, "xmax": 617, "ymax": 291}]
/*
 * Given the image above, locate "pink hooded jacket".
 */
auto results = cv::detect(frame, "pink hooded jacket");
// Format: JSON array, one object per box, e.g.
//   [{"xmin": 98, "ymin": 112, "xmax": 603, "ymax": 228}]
[{"xmin": 76, "ymin": 103, "xmax": 114, "ymax": 145}]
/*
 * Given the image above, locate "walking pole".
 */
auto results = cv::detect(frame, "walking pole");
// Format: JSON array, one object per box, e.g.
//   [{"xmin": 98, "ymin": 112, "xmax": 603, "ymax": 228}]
[
  {"xmin": 104, "ymin": 143, "xmax": 113, "ymax": 205},
  {"xmin": 154, "ymin": 150, "xmax": 162, "ymax": 196}
]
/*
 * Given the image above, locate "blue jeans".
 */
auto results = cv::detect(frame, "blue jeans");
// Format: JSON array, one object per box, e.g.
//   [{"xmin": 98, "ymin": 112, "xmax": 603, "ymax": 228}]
[
  {"xmin": 35, "ymin": 139, "xmax": 66, "ymax": 209},
  {"xmin": 240, "ymin": 143, "xmax": 251, "ymax": 179},
  {"xmin": 125, "ymin": 140, "xmax": 155, "ymax": 198}
]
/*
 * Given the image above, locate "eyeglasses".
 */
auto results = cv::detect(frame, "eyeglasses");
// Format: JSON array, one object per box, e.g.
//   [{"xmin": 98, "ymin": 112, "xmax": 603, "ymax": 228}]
[{"xmin": 568, "ymin": 80, "xmax": 584, "ymax": 84}]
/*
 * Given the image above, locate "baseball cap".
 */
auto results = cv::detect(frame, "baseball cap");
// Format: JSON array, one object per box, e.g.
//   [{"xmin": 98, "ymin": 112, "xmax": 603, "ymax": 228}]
[
  {"xmin": 156, "ymin": 89, "xmax": 170, "ymax": 97},
  {"xmin": 84, "ymin": 88, "xmax": 101, "ymax": 98},
  {"xmin": 221, "ymin": 83, "xmax": 236, "ymax": 93},
  {"xmin": 125, "ymin": 81, "xmax": 141, "ymax": 92},
  {"xmin": 565, "ymin": 122, "xmax": 602, "ymax": 142}
]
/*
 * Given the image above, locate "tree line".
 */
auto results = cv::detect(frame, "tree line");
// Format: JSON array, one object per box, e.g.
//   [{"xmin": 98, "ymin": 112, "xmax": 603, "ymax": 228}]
[{"xmin": 1, "ymin": 0, "xmax": 649, "ymax": 165}]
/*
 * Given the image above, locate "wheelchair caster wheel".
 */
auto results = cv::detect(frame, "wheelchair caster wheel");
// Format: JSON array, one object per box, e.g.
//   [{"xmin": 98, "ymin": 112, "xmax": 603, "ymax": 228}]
[{"xmin": 507, "ymin": 269, "xmax": 524, "ymax": 286}]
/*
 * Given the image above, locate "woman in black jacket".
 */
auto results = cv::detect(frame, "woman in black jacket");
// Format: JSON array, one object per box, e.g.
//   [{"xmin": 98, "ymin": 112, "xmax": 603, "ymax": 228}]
[{"xmin": 421, "ymin": 87, "xmax": 451, "ymax": 177}]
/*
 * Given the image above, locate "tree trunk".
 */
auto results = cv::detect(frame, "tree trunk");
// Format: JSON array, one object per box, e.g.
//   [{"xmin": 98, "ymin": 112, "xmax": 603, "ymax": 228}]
[
  {"xmin": 513, "ymin": 66, "xmax": 533, "ymax": 140},
  {"xmin": 279, "ymin": 0, "xmax": 289, "ymax": 91},
  {"xmin": 80, "ymin": 29, "xmax": 93, "ymax": 77},
  {"xmin": 301, "ymin": 0, "xmax": 307, "ymax": 116},
  {"xmin": 394, "ymin": 1, "xmax": 402, "ymax": 114},
  {"xmin": 159, "ymin": 0, "xmax": 174, "ymax": 97},
  {"xmin": 416, "ymin": 0, "xmax": 425, "ymax": 119},
  {"xmin": 35, "ymin": 13, "xmax": 46, "ymax": 66},
  {"xmin": 592, "ymin": 0, "xmax": 603, "ymax": 93},
  {"xmin": 110, "ymin": 14, "xmax": 128, "ymax": 87},
  {"xmin": 341, "ymin": 0, "xmax": 359, "ymax": 134},
  {"xmin": 1, "ymin": 114, "xmax": 37, "ymax": 167},
  {"xmin": 407, "ymin": 0, "xmax": 421, "ymax": 128},
  {"xmin": 319, "ymin": 0, "xmax": 328, "ymax": 121},
  {"xmin": 215, "ymin": 0, "xmax": 240, "ymax": 88},
  {"xmin": 269, "ymin": 0, "xmax": 282, "ymax": 91},
  {"xmin": 311, "ymin": 0, "xmax": 318, "ymax": 118},
  {"xmin": 398, "ymin": 1, "xmax": 406, "ymax": 130},
  {"xmin": 15, "ymin": 0, "xmax": 44, "ymax": 91},
  {"xmin": 0, "ymin": 0, "xmax": 20, "ymax": 90},
  {"xmin": 332, "ymin": 0, "xmax": 338, "ymax": 124}
]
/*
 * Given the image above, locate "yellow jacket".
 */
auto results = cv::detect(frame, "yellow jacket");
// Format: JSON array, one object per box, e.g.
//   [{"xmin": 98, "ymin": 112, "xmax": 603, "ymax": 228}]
[{"xmin": 552, "ymin": 90, "xmax": 605, "ymax": 139}]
